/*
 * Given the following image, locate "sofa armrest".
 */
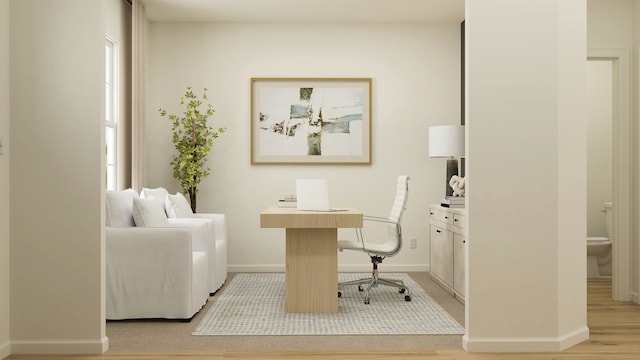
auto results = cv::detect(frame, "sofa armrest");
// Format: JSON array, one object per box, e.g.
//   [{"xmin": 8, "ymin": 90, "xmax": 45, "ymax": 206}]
[
  {"xmin": 191, "ymin": 213, "xmax": 228, "ymax": 291},
  {"xmin": 106, "ymin": 227, "xmax": 194, "ymax": 271},
  {"xmin": 166, "ymin": 219, "xmax": 209, "ymax": 253},
  {"xmin": 105, "ymin": 227, "xmax": 198, "ymax": 319},
  {"xmin": 192, "ymin": 213, "xmax": 227, "ymax": 243}
]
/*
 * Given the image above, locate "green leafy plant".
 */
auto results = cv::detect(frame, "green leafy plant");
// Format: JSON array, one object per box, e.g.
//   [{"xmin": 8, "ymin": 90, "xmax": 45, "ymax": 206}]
[{"xmin": 159, "ymin": 87, "xmax": 225, "ymax": 212}]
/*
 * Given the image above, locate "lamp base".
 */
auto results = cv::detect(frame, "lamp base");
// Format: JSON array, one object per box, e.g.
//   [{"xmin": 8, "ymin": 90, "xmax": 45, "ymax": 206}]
[{"xmin": 445, "ymin": 158, "xmax": 459, "ymax": 197}]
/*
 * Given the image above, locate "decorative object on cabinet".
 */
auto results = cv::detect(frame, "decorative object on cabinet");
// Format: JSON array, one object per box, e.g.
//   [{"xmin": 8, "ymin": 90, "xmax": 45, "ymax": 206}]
[
  {"xmin": 441, "ymin": 196, "xmax": 465, "ymax": 208},
  {"xmin": 158, "ymin": 87, "xmax": 226, "ymax": 213},
  {"xmin": 251, "ymin": 78, "xmax": 371, "ymax": 165},
  {"xmin": 429, "ymin": 204, "xmax": 466, "ymax": 303},
  {"xmin": 428, "ymin": 125, "xmax": 465, "ymax": 205},
  {"xmin": 449, "ymin": 175, "xmax": 466, "ymax": 198}
]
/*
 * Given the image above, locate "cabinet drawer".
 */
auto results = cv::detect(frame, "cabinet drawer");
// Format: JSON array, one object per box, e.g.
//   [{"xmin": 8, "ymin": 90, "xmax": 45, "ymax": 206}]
[
  {"xmin": 453, "ymin": 213, "xmax": 466, "ymax": 229},
  {"xmin": 430, "ymin": 207, "xmax": 453, "ymax": 225}
]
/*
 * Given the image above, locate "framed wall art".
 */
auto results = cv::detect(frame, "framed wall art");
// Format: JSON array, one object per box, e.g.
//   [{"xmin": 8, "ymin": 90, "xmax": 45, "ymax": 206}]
[{"xmin": 251, "ymin": 78, "xmax": 372, "ymax": 164}]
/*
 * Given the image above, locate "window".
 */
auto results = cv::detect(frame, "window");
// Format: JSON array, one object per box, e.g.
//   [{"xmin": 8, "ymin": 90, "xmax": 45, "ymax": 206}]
[{"xmin": 105, "ymin": 37, "xmax": 118, "ymax": 190}]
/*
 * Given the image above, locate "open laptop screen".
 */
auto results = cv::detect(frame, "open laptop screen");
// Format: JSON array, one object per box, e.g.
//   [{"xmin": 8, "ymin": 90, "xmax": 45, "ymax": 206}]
[{"xmin": 296, "ymin": 179, "xmax": 331, "ymax": 211}]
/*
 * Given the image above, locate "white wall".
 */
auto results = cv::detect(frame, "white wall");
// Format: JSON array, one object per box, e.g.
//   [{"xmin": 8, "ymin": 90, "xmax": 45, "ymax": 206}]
[
  {"xmin": 146, "ymin": 22, "xmax": 461, "ymax": 271},
  {"xmin": 9, "ymin": 0, "xmax": 107, "ymax": 355},
  {"xmin": 586, "ymin": 61, "xmax": 613, "ymax": 237},
  {"xmin": 0, "ymin": 0, "xmax": 10, "ymax": 357},
  {"xmin": 464, "ymin": 0, "xmax": 587, "ymax": 351},
  {"xmin": 588, "ymin": 0, "xmax": 633, "ymax": 49}
]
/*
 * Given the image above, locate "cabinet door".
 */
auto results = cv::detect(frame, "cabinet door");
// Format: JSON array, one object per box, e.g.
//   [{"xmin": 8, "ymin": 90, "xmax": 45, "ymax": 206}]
[
  {"xmin": 453, "ymin": 232, "xmax": 465, "ymax": 299},
  {"xmin": 430, "ymin": 224, "xmax": 453, "ymax": 287}
]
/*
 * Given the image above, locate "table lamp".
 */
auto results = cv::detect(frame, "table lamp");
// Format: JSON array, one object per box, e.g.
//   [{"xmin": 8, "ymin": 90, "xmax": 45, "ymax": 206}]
[{"xmin": 428, "ymin": 125, "xmax": 465, "ymax": 205}]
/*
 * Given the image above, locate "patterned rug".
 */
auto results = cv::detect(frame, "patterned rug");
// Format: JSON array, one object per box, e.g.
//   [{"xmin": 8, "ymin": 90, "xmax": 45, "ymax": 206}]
[{"xmin": 192, "ymin": 273, "xmax": 464, "ymax": 336}]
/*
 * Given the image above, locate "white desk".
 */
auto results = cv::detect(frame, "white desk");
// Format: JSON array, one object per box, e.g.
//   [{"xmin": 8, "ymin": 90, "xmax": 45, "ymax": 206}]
[{"xmin": 260, "ymin": 206, "xmax": 363, "ymax": 313}]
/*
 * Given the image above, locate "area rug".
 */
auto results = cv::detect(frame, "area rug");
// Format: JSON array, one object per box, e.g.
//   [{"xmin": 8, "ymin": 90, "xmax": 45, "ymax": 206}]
[{"xmin": 192, "ymin": 273, "xmax": 464, "ymax": 336}]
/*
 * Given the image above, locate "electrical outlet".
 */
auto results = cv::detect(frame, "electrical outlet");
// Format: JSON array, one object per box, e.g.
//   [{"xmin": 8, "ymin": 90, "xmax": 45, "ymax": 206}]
[{"xmin": 409, "ymin": 237, "xmax": 417, "ymax": 249}]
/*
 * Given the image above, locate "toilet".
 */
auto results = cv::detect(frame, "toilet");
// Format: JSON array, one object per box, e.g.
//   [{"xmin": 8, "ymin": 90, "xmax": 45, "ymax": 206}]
[{"xmin": 587, "ymin": 202, "xmax": 613, "ymax": 278}]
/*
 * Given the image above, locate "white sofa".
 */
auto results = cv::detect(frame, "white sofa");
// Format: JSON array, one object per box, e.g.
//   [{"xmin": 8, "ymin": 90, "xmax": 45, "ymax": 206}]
[
  {"xmin": 144, "ymin": 188, "xmax": 228, "ymax": 293},
  {"xmin": 105, "ymin": 188, "xmax": 213, "ymax": 320},
  {"xmin": 106, "ymin": 226, "xmax": 209, "ymax": 320}
]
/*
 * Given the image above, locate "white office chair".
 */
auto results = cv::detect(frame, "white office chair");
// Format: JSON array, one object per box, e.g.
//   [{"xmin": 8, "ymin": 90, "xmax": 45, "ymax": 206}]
[{"xmin": 338, "ymin": 175, "xmax": 411, "ymax": 304}]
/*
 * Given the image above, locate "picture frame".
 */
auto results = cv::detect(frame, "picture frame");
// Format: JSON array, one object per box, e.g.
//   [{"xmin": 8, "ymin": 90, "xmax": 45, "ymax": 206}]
[{"xmin": 251, "ymin": 78, "xmax": 372, "ymax": 165}]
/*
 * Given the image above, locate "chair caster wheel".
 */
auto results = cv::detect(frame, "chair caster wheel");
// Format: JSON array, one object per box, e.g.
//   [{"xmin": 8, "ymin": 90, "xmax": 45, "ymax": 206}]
[
  {"xmin": 338, "ymin": 291, "xmax": 342, "ymax": 298},
  {"xmin": 358, "ymin": 285, "xmax": 364, "ymax": 292},
  {"xmin": 404, "ymin": 295, "xmax": 411, "ymax": 302},
  {"xmin": 364, "ymin": 298, "xmax": 370, "ymax": 305},
  {"xmin": 399, "ymin": 288, "xmax": 406, "ymax": 294}
]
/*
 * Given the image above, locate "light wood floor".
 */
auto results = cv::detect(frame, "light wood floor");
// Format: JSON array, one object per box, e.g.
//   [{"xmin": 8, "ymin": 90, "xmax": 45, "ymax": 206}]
[{"xmin": 8, "ymin": 278, "xmax": 640, "ymax": 360}]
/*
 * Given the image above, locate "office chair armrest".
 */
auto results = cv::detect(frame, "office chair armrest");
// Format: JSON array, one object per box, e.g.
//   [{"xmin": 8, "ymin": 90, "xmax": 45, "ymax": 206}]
[
  {"xmin": 353, "ymin": 216, "xmax": 398, "ymax": 244},
  {"xmin": 363, "ymin": 215, "xmax": 395, "ymax": 224}
]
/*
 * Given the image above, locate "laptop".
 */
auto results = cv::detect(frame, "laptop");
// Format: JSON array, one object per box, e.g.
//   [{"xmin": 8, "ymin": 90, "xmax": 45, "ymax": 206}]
[{"xmin": 295, "ymin": 179, "xmax": 346, "ymax": 212}]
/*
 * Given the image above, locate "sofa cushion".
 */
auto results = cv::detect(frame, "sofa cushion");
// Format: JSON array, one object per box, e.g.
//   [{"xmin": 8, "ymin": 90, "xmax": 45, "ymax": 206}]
[
  {"xmin": 105, "ymin": 189, "xmax": 139, "ymax": 227},
  {"xmin": 141, "ymin": 187, "xmax": 169, "ymax": 212},
  {"xmin": 166, "ymin": 192, "xmax": 194, "ymax": 218},
  {"xmin": 133, "ymin": 197, "xmax": 169, "ymax": 227}
]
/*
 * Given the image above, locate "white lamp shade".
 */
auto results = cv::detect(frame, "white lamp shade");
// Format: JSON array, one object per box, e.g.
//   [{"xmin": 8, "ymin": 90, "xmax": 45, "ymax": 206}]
[{"xmin": 429, "ymin": 125, "xmax": 465, "ymax": 158}]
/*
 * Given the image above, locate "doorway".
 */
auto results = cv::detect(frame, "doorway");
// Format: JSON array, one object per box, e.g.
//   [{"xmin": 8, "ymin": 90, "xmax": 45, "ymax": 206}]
[
  {"xmin": 587, "ymin": 51, "xmax": 632, "ymax": 301},
  {"xmin": 586, "ymin": 60, "xmax": 612, "ymax": 276}
]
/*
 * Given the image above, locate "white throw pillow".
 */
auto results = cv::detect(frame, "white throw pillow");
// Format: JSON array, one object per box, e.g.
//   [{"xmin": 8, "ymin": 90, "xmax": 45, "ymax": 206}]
[
  {"xmin": 105, "ymin": 188, "xmax": 139, "ymax": 227},
  {"xmin": 140, "ymin": 187, "xmax": 169, "ymax": 212},
  {"xmin": 166, "ymin": 192, "xmax": 194, "ymax": 218},
  {"xmin": 132, "ymin": 197, "xmax": 169, "ymax": 227}
]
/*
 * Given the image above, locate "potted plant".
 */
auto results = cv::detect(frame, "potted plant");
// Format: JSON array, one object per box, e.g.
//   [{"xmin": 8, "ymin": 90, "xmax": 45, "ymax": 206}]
[{"xmin": 159, "ymin": 87, "xmax": 225, "ymax": 212}]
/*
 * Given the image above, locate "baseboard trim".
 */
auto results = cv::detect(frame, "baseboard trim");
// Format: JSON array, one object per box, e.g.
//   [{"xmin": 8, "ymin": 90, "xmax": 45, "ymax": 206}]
[
  {"xmin": 228, "ymin": 264, "xmax": 429, "ymax": 273},
  {"xmin": 10, "ymin": 336, "xmax": 109, "ymax": 355},
  {"xmin": 462, "ymin": 326, "xmax": 589, "ymax": 352},
  {"xmin": 0, "ymin": 341, "xmax": 10, "ymax": 360}
]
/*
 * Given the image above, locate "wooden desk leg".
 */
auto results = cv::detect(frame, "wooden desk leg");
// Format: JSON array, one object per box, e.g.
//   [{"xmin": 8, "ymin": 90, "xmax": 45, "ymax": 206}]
[{"xmin": 285, "ymin": 228, "xmax": 338, "ymax": 313}]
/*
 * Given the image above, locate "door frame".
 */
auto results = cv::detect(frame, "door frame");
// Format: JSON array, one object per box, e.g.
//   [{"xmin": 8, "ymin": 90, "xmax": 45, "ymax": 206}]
[{"xmin": 588, "ymin": 49, "xmax": 633, "ymax": 301}]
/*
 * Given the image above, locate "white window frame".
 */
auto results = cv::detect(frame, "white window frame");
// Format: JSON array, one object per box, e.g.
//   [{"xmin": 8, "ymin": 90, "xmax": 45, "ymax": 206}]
[{"xmin": 105, "ymin": 36, "xmax": 118, "ymax": 190}]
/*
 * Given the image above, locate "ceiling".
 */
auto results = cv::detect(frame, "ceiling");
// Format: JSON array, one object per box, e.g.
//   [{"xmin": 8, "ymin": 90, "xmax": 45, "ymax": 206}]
[{"xmin": 140, "ymin": 0, "xmax": 464, "ymax": 24}]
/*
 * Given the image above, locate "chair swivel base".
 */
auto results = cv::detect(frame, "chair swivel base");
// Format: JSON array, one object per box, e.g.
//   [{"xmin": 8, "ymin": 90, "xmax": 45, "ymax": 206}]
[{"xmin": 338, "ymin": 256, "xmax": 412, "ymax": 304}]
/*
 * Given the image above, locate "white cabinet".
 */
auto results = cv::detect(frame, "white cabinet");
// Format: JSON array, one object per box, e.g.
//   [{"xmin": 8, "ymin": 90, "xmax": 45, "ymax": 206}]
[{"xmin": 429, "ymin": 205, "xmax": 466, "ymax": 303}]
